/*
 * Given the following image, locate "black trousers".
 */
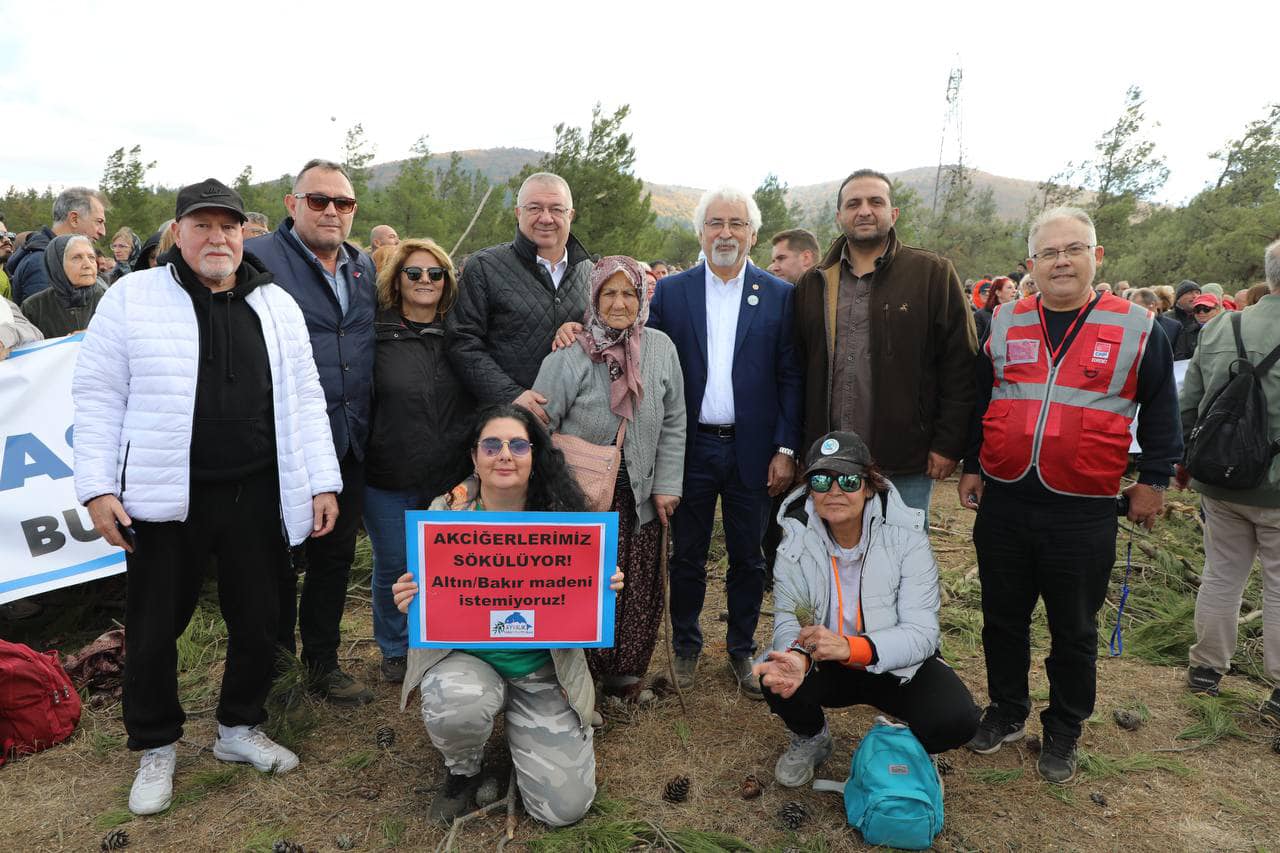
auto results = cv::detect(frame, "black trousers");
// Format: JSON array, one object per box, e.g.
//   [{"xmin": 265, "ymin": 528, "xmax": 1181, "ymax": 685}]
[
  {"xmin": 277, "ymin": 450, "xmax": 364, "ymax": 675},
  {"xmin": 123, "ymin": 468, "xmax": 286, "ymax": 750},
  {"xmin": 762, "ymin": 655, "xmax": 979, "ymax": 754},
  {"xmin": 973, "ymin": 487, "xmax": 1117, "ymax": 742}
]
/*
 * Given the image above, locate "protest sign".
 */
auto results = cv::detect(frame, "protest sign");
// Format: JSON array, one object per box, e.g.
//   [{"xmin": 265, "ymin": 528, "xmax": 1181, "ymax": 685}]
[
  {"xmin": 0, "ymin": 334, "xmax": 125, "ymax": 604},
  {"xmin": 407, "ymin": 510, "xmax": 618, "ymax": 649}
]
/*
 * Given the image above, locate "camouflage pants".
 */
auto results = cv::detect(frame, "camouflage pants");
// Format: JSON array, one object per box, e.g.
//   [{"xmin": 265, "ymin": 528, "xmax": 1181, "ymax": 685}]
[{"xmin": 419, "ymin": 652, "xmax": 596, "ymax": 827}]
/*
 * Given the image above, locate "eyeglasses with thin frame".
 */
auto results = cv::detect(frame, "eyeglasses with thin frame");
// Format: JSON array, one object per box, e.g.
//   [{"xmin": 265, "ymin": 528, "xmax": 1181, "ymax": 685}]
[
  {"xmin": 402, "ymin": 266, "xmax": 446, "ymax": 282},
  {"xmin": 704, "ymin": 218, "xmax": 753, "ymax": 234},
  {"xmin": 294, "ymin": 192, "xmax": 357, "ymax": 214},
  {"xmin": 1030, "ymin": 243, "xmax": 1094, "ymax": 264},
  {"xmin": 518, "ymin": 203, "xmax": 571, "ymax": 220},
  {"xmin": 477, "ymin": 437, "xmax": 533, "ymax": 457},
  {"xmin": 808, "ymin": 472, "xmax": 863, "ymax": 493}
]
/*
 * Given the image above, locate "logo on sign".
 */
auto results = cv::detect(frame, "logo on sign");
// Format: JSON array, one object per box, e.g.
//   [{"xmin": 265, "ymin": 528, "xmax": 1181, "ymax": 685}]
[
  {"xmin": 1092, "ymin": 342, "xmax": 1112, "ymax": 363},
  {"xmin": 490, "ymin": 610, "xmax": 535, "ymax": 637},
  {"xmin": 1006, "ymin": 339, "xmax": 1040, "ymax": 365}
]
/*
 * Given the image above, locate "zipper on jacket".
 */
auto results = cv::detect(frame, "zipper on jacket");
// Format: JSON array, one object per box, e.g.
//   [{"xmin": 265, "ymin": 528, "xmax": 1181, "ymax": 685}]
[
  {"xmin": 1028, "ymin": 363, "xmax": 1060, "ymax": 468},
  {"xmin": 120, "ymin": 441, "xmax": 131, "ymax": 495},
  {"xmin": 882, "ymin": 303, "xmax": 893, "ymax": 357}
]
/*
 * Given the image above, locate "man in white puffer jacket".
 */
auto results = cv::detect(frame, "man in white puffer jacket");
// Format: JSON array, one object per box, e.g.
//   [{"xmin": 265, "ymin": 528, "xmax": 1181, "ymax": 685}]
[{"xmin": 72, "ymin": 179, "xmax": 342, "ymax": 816}]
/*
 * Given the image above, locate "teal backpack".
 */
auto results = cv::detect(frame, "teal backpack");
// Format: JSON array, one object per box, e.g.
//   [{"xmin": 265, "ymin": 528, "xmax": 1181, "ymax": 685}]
[{"xmin": 817, "ymin": 716, "xmax": 943, "ymax": 850}]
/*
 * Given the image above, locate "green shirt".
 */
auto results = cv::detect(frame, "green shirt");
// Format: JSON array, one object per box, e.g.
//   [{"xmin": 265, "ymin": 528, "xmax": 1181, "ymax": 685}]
[{"xmin": 465, "ymin": 498, "xmax": 553, "ymax": 679}]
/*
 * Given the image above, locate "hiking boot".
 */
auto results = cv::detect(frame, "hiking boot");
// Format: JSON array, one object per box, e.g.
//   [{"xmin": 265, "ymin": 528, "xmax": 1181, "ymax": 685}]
[
  {"xmin": 213, "ymin": 725, "xmax": 299, "ymax": 773},
  {"xmin": 429, "ymin": 772, "xmax": 483, "ymax": 824},
  {"xmin": 729, "ymin": 655, "xmax": 763, "ymax": 700},
  {"xmin": 1037, "ymin": 735, "xmax": 1077, "ymax": 784},
  {"xmin": 965, "ymin": 707, "xmax": 1026, "ymax": 754},
  {"xmin": 673, "ymin": 655, "xmax": 699, "ymax": 691},
  {"xmin": 380, "ymin": 655, "xmax": 407, "ymax": 684},
  {"xmin": 1260, "ymin": 688, "xmax": 1280, "ymax": 726},
  {"xmin": 774, "ymin": 728, "xmax": 834, "ymax": 787},
  {"xmin": 312, "ymin": 667, "xmax": 375, "ymax": 705},
  {"xmin": 128, "ymin": 743, "xmax": 177, "ymax": 815},
  {"xmin": 1187, "ymin": 665, "xmax": 1222, "ymax": 697}
]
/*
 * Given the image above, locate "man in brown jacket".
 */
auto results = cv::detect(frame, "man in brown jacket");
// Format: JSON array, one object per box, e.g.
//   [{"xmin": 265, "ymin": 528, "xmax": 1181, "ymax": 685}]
[{"xmin": 793, "ymin": 169, "xmax": 976, "ymax": 518}]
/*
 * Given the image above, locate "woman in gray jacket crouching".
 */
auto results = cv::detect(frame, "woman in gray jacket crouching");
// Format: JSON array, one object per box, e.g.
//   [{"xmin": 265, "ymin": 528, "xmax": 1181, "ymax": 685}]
[{"xmin": 753, "ymin": 431, "xmax": 979, "ymax": 787}]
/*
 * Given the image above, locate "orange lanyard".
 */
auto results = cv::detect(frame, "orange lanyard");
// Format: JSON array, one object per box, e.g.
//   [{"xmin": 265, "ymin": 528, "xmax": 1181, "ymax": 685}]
[{"xmin": 829, "ymin": 555, "xmax": 863, "ymax": 635}]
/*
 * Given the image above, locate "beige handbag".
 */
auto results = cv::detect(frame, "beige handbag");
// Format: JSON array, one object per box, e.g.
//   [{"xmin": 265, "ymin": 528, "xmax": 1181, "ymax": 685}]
[{"xmin": 551, "ymin": 420, "xmax": 627, "ymax": 512}]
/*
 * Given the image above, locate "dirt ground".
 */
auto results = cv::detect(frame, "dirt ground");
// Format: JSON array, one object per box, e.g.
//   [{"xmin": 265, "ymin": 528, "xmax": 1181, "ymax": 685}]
[{"xmin": 3, "ymin": 481, "xmax": 1278, "ymax": 852}]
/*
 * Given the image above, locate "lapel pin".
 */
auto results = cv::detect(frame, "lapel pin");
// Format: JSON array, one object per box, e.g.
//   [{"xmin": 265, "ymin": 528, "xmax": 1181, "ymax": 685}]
[
  {"xmin": 747, "ymin": 294, "xmax": 759, "ymax": 306},
  {"xmin": 752, "ymin": 283, "xmax": 760, "ymax": 290}
]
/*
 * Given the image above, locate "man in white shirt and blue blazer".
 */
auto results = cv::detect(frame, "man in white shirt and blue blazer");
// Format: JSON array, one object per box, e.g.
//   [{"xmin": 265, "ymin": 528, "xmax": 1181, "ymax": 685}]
[{"xmin": 647, "ymin": 186, "xmax": 804, "ymax": 698}]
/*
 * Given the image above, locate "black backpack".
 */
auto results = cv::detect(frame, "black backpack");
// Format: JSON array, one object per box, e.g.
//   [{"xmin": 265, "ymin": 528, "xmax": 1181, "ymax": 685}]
[{"xmin": 1184, "ymin": 312, "xmax": 1280, "ymax": 489}]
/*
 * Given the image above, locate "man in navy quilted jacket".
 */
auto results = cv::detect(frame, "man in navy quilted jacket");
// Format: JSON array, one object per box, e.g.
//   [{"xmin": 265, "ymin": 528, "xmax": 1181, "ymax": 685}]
[{"xmin": 246, "ymin": 160, "xmax": 377, "ymax": 706}]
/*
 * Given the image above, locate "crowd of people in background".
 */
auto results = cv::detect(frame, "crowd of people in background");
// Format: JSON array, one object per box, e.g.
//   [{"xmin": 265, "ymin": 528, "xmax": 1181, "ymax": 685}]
[{"xmin": 1, "ymin": 163, "xmax": 1278, "ymax": 832}]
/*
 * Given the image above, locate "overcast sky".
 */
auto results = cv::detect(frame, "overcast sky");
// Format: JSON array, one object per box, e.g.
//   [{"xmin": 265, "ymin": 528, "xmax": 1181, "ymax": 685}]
[{"xmin": 2, "ymin": 1, "xmax": 1277, "ymax": 207}]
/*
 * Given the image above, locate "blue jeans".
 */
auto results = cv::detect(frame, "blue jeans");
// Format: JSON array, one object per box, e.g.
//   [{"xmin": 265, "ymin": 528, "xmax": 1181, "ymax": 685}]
[
  {"xmin": 888, "ymin": 473, "xmax": 935, "ymax": 526},
  {"xmin": 362, "ymin": 485, "xmax": 419, "ymax": 660},
  {"xmin": 669, "ymin": 431, "xmax": 771, "ymax": 659}
]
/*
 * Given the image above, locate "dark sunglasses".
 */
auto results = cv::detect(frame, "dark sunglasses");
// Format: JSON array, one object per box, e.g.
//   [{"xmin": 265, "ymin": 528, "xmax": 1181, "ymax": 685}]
[
  {"xmin": 1193, "ymin": 306, "xmax": 1218, "ymax": 315},
  {"xmin": 402, "ymin": 266, "xmax": 446, "ymax": 282},
  {"xmin": 0, "ymin": 231, "xmax": 15, "ymax": 241},
  {"xmin": 809, "ymin": 472, "xmax": 863, "ymax": 493},
  {"xmin": 477, "ymin": 438, "xmax": 533, "ymax": 457},
  {"xmin": 294, "ymin": 192, "xmax": 357, "ymax": 214}
]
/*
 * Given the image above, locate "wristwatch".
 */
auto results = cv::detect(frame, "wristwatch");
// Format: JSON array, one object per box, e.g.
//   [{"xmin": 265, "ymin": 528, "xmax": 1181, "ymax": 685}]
[
  {"xmin": 777, "ymin": 447, "xmax": 796, "ymax": 459},
  {"xmin": 786, "ymin": 643, "xmax": 814, "ymax": 675}
]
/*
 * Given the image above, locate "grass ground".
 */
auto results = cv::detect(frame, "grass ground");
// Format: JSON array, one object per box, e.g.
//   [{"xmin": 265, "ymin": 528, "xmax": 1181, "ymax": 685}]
[{"xmin": 2, "ymin": 479, "xmax": 1277, "ymax": 851}]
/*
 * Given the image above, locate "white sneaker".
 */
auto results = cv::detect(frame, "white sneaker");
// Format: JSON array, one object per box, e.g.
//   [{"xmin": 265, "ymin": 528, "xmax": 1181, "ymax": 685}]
[
  {"xmin": 774, "ymin": 728, "xmax": 834, "ymax": 788},
  {"xmin": 129, "ymin": 744, "xmax": 177, "ymax": 815},
  {"xmin": 212, "ymin": 725, "xmax": 299, "ymax": 773}
]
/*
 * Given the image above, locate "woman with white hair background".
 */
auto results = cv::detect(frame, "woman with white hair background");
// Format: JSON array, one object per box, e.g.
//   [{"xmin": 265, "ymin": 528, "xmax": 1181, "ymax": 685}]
[{"xmin": 21, "ymin": 234, "xmax": 105, "ymax": 338}]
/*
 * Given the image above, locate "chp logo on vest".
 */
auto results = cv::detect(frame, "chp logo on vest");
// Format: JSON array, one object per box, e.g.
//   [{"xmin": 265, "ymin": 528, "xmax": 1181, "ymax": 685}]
[
  {"xmin": 490, "ymin": 610, "xmax": 536, "ymax": 638},
  {"xmin": 1092, "ymin": 342, "xmax": 1113, "ymax": 364}
]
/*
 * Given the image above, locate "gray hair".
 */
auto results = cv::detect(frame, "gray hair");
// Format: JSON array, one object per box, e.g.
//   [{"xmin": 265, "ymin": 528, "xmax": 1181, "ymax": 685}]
[
  {"xmin": 52, "ymin": 187, "xmax": 104, "ymax": 224},
  {"xmin": 1131, "ymin": 287, "xmax": 1160, "ymax": 309},
  {"xmin": 64, "ymin": 234, "xmax": 94, "ymax": 253},
  {"xmin": 692, "ymin": 186, "xmax": 762, "ymax": 237},
  {"xmin": 1266, "ymin": 238, "xmax": 1280, "ymax": 291},
  {"xmin": 293, "ymin": 159, "xmax": 350, "ymax": 192},
  {"xmin": 1027, "ymin": 206, "xmax": 1096, "ymax": 257},
  {"xmin": 517, "ymin": 172, "xmax": 573, "ymax": 209},
  {"xmin": 245, "ymin": 211, "xmax": 268, "ymax": 227}
]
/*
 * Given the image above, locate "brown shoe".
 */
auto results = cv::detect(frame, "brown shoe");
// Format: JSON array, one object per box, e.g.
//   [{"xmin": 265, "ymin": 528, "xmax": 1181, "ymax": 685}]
[{"xmin": 312, "ymin": 667, "xmax": 374, "ymax": 705}]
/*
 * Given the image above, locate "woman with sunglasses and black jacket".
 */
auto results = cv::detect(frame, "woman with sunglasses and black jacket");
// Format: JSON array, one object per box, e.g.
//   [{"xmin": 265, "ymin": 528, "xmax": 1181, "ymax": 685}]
[
  {"xmin": 753, "ymin": 430, "xmax": 980, "ymax": 789},
  {"xmin": 363, "ymin": 238, "xmax": 474, "ymax": 685}
]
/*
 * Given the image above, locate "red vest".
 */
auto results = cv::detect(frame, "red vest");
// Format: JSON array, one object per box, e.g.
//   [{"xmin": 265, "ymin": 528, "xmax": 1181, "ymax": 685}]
[{"xmin": 979, "ymin": 293, "xmax": 1153, "ymax": 497}]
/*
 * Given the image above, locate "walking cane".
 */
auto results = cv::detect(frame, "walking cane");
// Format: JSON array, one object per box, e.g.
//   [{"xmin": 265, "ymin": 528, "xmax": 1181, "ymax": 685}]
[{"xmin": 659, "ymin": 521, "xmax": 688, "ymax": 715}]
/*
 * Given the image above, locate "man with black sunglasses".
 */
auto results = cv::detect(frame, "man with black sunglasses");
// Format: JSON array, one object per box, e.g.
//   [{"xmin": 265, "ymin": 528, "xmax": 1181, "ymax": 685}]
[{"xmin": 247, "ymin": 159, "xmax": 377, "ymax": 706}]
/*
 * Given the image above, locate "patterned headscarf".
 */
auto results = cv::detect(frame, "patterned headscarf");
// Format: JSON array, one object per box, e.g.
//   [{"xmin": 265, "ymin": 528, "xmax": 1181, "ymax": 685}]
[{"xmin": 575, "ymin": 255, "xmax": 649, "ymax": 422}]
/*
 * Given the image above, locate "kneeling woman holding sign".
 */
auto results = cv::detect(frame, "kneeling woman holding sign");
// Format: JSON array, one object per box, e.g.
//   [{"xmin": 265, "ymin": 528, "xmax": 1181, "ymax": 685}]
[
  {"xmin": 753, "ymin": 431, "xmax": 980, "ymax": 788},
  {"xmin": 391, "ymin": 403, "xmax": 624, "ymax": 827}
]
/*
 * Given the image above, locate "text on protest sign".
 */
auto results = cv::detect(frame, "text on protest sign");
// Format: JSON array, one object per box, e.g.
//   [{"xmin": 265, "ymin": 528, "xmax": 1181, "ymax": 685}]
[{"xmin": 407, "ymin": 511, "xmax": 618, "ymax": 649}]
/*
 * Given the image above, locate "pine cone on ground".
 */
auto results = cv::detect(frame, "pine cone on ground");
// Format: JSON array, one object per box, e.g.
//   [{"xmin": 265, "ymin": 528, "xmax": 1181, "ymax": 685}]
[
  {"xmin": 740, "ymin": 774, "xmax": 765, "ymax": 800},
  {"xmin": 662, "ymin": 775, "xmax": 690, "ymax": 803},
  {"xmin": 271, "ymin": 842, "xmax": 304, "ymax": 853},
  {"xmin": 100, "ymin": 828, "xmax": 129, "ymax": 851},
  {"xmin": 1271, "ymin": 735, "xmax": 1280, "ymax": 755},
  {"xmin": 1025, "ymin": 734, "xmax": 1042, "ymax": 754},
  {"xmin": 935, "ymin": 756, "xmax": 954, "ymax": 776},
  {"xmin": 1112, "ymin": 709, "xmax": 1143, "ymax": 731},
  {"xmin": 375, "ymin": 724, "xmax": 395, "ymax": 749},
  {"xmin": 1089, "ymin": 792, "xmax": 1108, "ymax": 807},
  {"xmin": 779, "ymin": 800, "xmax": 809, "ymax": 830}
]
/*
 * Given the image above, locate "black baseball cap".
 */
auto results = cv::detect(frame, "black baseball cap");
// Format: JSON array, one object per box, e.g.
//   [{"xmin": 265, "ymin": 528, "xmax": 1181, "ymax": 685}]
[
  {"xmin": 175, "ymin": 178, "xmax": 246, "ymax": 223},
  {"xmin": 801, "ymin": 431, "xmax": 872, "ymax": 478}
]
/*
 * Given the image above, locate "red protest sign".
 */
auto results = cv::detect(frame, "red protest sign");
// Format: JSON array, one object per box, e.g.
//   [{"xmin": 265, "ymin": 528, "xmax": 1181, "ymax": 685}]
[{"xmin": 406, "ymin": 511, "xmax": 618, "ymax": 649}]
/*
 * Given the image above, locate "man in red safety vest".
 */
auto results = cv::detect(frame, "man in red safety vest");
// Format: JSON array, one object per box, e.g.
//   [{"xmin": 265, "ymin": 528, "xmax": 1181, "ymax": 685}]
[{"xmin": 957, "ymin": 206, "xmax": 1182, "ymax": 784}]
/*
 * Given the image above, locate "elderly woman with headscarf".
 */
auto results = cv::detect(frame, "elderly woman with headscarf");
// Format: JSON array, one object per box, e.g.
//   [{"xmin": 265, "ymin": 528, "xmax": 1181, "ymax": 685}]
[
  {"xmin": 21, "ymin": 235, "xmax": 106, "ymax": 338},
  {"xmin": 533, "ymin": 255, "xmax": 687, "ymax": 702}
]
